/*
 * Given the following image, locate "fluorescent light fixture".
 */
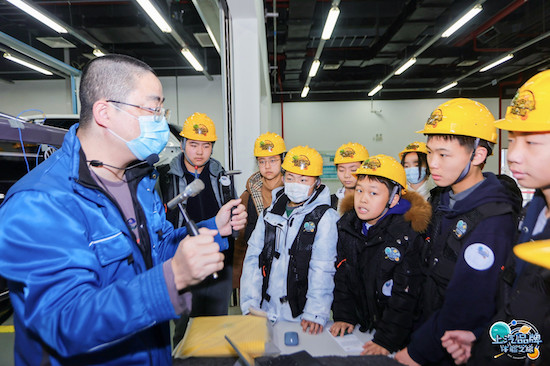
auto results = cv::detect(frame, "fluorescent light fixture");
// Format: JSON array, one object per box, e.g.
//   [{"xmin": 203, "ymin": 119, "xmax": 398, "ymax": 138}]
[
  {"xmin": 441, "ymin": 4, "xmax": 482, "ymax": 38},
  {"xmin": 3, "ymin": 53, "xmax": 53, "ymax": 75},
  {"xmin": 93, "ymin": 49, "xmax": 106, "ymax": 57},
  {"xmin": 394, "ymin": 58, "xmax": 417, "ymax": 75},
  {"xmin": 479, "ymin": 53, "xmax": 514, "ymax": 72},
  {"xmin": 135, "ymin": 0, "xmax": 172, "ymax": 33},
  {"xmin": 7, "ymin": 0, "xmax": 68, "ymax": 33},
  {"xmin": 321, "ymin": 6, "xmax": 340, "ymax": 40},
  {"xmin": 308, "ymin": 60, "xmax": 321, "ymax": 77},
  {"xmin": 301, "ymin": 86, "xmax": 310, "ymax": 98},
  {"xmin": 181, "ymin": 48, "xmax": 204, "ymax": 71},
  {"xmin": 437, "ymin": 81, "xmax": 458, "ymax": 94},
  {"xmin": 368, "ymin": 84, "xmax": 383, "ymax": 97}
]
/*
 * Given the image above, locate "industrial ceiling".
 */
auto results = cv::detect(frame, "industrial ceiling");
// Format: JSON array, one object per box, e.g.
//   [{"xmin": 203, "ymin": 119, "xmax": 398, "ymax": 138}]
[{"xmin": 0, "ymin": 0, "xmax": 549, "ymax": 103}]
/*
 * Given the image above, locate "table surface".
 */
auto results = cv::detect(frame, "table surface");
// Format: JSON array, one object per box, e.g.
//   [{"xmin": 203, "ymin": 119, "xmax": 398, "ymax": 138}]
[
  {"xmin": 173, "ymin": 319, "xmax": 403, "ymax": 366},
  {"xmin": 271, "ymin": 320, "xmax": 373, "ymax": 357}
]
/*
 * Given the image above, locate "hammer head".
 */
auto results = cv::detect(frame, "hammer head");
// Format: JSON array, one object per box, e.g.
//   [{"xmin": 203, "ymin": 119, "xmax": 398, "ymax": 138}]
[{"xmin": 224, "ymin": 170, "xmax": 242, "ymax": 176}]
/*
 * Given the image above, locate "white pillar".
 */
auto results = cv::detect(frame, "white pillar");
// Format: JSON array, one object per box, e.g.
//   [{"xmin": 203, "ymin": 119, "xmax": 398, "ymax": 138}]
[{"xmin": 224, "ymin": 0, "xmax": 271, "ymax": 194}]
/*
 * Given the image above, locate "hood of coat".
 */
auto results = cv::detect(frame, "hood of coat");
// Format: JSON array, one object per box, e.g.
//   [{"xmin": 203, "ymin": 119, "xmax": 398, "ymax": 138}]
[
  {"xmin": 339, "ymin": 190, "xmax": 431, "ymax": 233},
  {"xmin": 167, "ymin": 152, "xmax": 224, "ymax": 178}
]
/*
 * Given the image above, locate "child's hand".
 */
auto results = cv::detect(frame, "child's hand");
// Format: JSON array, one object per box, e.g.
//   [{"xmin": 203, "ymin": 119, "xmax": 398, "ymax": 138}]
[
  {"xmin": 329, "ymin": 321, "xmax": 354, "ymax": 337},
  {"xmin": 361, "ymin": 341, "xmax": 390, "ymax": 355},
  {"xmin": 301, "ymin": 319, "xmax": 323, "ymax": 334}
]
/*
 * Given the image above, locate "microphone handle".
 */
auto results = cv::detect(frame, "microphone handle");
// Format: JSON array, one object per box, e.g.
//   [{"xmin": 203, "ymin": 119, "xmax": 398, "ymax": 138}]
[
  {"xmin": 178, "ymin": 203, "xmax": 200, "ymax": 236},
  {"xmin": 177, "ymin": 203, "xmax": 218, "ymax": 279}
]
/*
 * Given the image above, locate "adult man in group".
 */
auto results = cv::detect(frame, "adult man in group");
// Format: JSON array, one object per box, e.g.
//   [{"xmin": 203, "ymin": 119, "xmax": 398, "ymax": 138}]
[
  {"xmin": 158, "ymin": 112, "xmax": 237, "ymax": 344},
  {"xmin": 0, "ymin": 54, "xmax": 246, "ymax": 365}
]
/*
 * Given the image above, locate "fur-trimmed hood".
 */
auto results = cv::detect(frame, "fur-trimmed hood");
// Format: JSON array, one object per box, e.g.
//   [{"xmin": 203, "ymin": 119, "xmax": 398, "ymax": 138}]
[{"xmin": 339, "ymin": 190, "xmax": 431, "ymax": 233}]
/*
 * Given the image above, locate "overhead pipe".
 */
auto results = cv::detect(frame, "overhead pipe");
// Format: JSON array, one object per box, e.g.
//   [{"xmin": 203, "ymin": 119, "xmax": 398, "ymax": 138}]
[{"xmin": 454, "ymin": 0, "xmax": 528, "ymax": 48}]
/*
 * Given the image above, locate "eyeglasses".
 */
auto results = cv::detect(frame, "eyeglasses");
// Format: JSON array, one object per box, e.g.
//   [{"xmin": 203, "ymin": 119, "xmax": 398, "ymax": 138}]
[
  {"xmin": 107, "ymin": 100, "xmax": 170, "ymax": 122},
  {"xmin": 257, "ymin": 158, "xmax": 281, "ymax": 166}
]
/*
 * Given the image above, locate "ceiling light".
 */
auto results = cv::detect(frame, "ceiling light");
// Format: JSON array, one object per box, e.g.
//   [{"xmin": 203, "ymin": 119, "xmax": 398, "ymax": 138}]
[
  {"xmin": 7, "ymin": 0, "xmax": 68, "ymax": 33},
  {"xmin": 308, "ymin": 60, "xmax": 321, "ymax": 77},
  {"xmin": 3, "ymin": 53, "xmax": 53, "ymax": 75},
  {"xmin": 135, "ymin": 0, "xmax": 172, "ymax": 33},
  {"xmin": 394, "ymin": 58, "xmax": 417, "ymax": 75},
  {"xmin": 479, "ymin": 54, "xmax": 514, "ymax": 72},
  {"xmin": 301, "ymin": 86, "xmax": 310, "ymax": 98},
  {"xmin": 181, "ymin": 48, "xmax": 204, "ymax": 71},
  {"xmin": 437, "ymin": 81, "xmax": 458, "ymax": 93},
  {"xmin": 93, "ymin": 49, "xmax": 106, "ymax": 57},
  {"xmin": 368, "ymin": 84, "xmax": 383, "ymax": 97},
  {"xmin": 321, "ymin": 6, "xmax": 340, "ymax": 40},
  {"xmin": 441, "ymin": 4, "xmax": 482, "ymax": 38}
]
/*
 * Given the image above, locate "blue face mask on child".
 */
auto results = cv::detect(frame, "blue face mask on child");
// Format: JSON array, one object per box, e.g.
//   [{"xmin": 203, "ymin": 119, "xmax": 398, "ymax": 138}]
[
  {"xmin": 108, "ymin": 104, "xmax": 170, "ymax": 161},
  {"xmin": 405, "ymin": 167, "xmax": 427, "ymax": 184}
]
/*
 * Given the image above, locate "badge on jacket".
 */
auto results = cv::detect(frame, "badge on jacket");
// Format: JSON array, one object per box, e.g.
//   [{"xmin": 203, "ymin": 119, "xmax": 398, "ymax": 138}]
[
  {"xmin": 454, "ymin": 219, "xmax": 468, "ymax": 238},
  {"xmin": 464, "ymin": 243, "xmax": 494, "ymax": 271},
  {"xmin": 220, "ymin": 176, "xmax": 231, "ymax": 186},
  {"xmin": 384, "ymin": 247, "xmax": 401, "ymax": 262},
  {"xmin": 303, "ymin": 221, "xmax": 316, "ymax": 232}
]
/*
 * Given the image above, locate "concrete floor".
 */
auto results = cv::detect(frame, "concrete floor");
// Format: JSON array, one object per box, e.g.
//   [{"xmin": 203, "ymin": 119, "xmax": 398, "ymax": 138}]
[{"xmin": 0, "ymin": 314, "xmax": 15, "ymax": 366}]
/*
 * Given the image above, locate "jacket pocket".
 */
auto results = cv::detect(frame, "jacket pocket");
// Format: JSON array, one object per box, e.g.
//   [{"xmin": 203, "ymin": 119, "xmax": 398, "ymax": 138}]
[{"xmin": 89, "ymin": 232, "xmax": 133, "ymax": 267}]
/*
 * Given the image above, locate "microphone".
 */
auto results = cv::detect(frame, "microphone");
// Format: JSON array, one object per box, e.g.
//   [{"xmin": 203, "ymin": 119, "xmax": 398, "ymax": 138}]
[{"xmin": 166, "ymin": 179, "xmax": 205, "ymax": 210}]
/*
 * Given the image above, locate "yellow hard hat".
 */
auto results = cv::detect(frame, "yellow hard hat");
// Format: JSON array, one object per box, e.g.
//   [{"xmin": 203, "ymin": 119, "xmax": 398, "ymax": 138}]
[
  {"xmin": 514, "ymin": 239, "xmax": 550, "ymax": 270},
  {"xmin": 180, "ymin": 112, "xmax": 217, "ymax": 142},
  {"xmin": 353, "ymin": 154, "xmax": 407, "ymax": 189},
  {"xmin": 417, "ymin": 98, "xmax": 497, "ymax": 143},
  {"xmin": 334, "ymin": 142, "xmax": 369, "ymax": 165},
  {"xmin": 254, "ymin": 132, "xmax": 286, "ymax": 157},
  {"xmin": 496, "ymin": 70, "xmax": 550, "ymax": 132},
  {"xmin": 282, "ymin": 145, "xmax": 323, "ymax": 177},
  {"xmin": 399, "ymin": 141, "xmax": 428, "ymax": 160}
]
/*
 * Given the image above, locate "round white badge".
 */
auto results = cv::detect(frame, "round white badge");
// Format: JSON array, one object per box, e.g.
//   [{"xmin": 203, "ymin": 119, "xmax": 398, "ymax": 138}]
[
  {"xmin": 464, "ymin": 243, "xmax": 495, "ymax": 271},
  {"xmin": 219, "ymin": 176, "xmax": 231, "ymax": 186},
  {"xmin": 382, "ymin": 279, "xmax": 393, "ymax": 297}
]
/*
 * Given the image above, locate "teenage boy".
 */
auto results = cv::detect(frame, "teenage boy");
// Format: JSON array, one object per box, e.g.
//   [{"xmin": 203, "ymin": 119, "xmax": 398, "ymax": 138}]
[
  {"xmin": 395, "ymin": 98, "xmax": 520, "ymax": 365},
  {"xmin": 441, "ymin": 71, "xmax": 550, "ymax": 365},
  {"xmin": 158, "ymin": 112, "xmax": 236, "ymax": 344},
  {"xmin": 331, "ymin": 142, "xmax": 369, "ymax": 211},
  {"xmin": 330, "ymin": 155, "xmax": 430, "ymax": 355},
  {"xmin": 240, "ymin": 146, "xmax": 339, "ymax": 334}
]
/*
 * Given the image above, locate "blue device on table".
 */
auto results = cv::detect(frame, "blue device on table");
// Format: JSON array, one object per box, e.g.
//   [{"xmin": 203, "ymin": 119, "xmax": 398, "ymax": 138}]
[{"xmin": 284, "ymin": 331, "xmax": 299, "ymax": 346}]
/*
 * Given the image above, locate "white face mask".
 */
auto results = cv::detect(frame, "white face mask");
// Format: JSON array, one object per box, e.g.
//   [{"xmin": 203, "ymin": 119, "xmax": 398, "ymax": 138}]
[
  {"xmin": 284, "ymin": 182, "xmax": 314, "ymax": 203},
  {"xmin": 405, "ymin": 166, "xmax": 427, "ymax": 185}
]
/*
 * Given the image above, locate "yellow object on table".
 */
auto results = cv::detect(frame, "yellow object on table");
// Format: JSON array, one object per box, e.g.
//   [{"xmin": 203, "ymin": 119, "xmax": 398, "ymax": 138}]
[{"xmin": 173, "ymin": 315, "xmax": 268, "ymax": 359}]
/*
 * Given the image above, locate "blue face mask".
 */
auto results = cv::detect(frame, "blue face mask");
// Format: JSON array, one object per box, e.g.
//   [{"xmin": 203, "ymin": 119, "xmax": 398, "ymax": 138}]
[
  {"xmin": 109, "ymin": 105, "xmax": 170, "ymax": 161},
  {"xmin": 405, "ymin": 166, "xmax": 427, "ymax": 185}
]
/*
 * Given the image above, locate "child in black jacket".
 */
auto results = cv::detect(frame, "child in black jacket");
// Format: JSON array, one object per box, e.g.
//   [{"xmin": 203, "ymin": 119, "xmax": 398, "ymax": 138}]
[{"xmin": 330, "ymin": 154, "xmax": 431, "ymax": 355}]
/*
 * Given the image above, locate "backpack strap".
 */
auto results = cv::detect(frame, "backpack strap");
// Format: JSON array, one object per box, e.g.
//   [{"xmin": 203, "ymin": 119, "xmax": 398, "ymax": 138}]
[{"xmin": 286, "ymin": 204, "xmax": 331, "ymax": 318}]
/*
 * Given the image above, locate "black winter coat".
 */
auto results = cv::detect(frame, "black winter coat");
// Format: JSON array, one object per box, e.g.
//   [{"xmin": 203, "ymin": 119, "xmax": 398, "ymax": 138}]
[{"xmin": 332, "ymin": 191, "xmax": 431, "ymax": 352}]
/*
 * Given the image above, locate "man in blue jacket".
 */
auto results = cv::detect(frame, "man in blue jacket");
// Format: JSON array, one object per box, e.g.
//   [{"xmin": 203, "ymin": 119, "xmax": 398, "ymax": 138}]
[
  {"xmin": 0, "ymin": 54, "xmax": 246, "ymax": 365},
  {"xmin": 395, "ymin": 99, "xmax": 519, "ymax": 365}
]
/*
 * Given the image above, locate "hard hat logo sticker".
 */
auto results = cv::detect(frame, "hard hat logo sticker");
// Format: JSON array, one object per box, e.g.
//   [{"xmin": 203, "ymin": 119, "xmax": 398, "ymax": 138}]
[
  {"xmin": 292, "ymin": 155, "xmax": 311, "ymax": 170},
  {"xmin": 193, "ymin": 124, "xmax": 209, "ymax": 136},
  {"xmin": 260, "ymin": 140, "xmax": 274, "ymax": 151},
  {"xmin": 510, "ymin": 90, "xmax": 536, "ymax": 120},
  {"xmin": 362, "ymin": 158, "xmax": 381, "ymax": 171},
  {"xmin": 339, "ymin": 147, "xmax": 356, "ymax": 158},
  {"xmin": 406, "ymin": 142, "xmax": 420, "ymax": 151},
  {"xmin": 427, "ymin": 109, "xmax": 443, "ymax": 128}
]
